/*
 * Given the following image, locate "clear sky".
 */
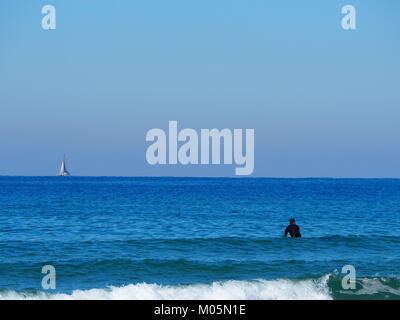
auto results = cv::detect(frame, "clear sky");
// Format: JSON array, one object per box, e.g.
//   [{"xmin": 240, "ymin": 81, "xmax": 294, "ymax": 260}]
[{"xmin": 0, "ymin": 0, "xmax": 399, "ymax": 177}]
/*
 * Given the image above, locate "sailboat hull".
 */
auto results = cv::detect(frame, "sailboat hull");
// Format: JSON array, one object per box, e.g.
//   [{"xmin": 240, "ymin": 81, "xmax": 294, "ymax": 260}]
[{"xmin": 58, "ymin": 172, "xmax": 70, "ymax": 176}]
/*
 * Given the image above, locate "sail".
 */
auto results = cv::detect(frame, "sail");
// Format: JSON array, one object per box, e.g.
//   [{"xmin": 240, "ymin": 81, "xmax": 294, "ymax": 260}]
[
  {"xmin": 58, "ymin": 156, "xmax": 70, "ymax": 176},
  {"xmin": 60, "ymin": 161, "xmax": 65, "ymax": 173}
]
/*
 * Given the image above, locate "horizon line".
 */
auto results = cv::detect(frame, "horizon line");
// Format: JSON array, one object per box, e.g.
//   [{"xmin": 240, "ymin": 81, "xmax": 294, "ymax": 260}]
[{"xmin": 0, "ymin": 175, "xmax": 400, "ymax": 179}]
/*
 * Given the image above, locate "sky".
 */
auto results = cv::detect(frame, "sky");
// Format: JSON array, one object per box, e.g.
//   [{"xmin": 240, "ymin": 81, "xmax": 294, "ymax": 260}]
[{"xmin": 0, "ymin": 0, "xmax": 399, "ymax": 177}]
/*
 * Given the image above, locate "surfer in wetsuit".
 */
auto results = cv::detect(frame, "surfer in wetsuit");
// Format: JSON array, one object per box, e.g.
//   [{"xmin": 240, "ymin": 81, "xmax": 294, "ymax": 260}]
[{"xmin": 284, "ymin": 218, "xmax": 302, "ymax": 238}]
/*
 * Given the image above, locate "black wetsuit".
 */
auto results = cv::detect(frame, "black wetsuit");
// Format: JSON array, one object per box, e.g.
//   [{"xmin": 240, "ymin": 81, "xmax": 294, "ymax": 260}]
[{"xmin": 284, "ymin": 224, "xmax": 302, "ymax": 238}]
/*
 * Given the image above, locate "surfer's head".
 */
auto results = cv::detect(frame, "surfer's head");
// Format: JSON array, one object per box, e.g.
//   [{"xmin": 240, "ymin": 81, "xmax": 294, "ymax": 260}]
[{"xmin": 289, "ymin": 218, "xmax": 296, "ymax": 224}]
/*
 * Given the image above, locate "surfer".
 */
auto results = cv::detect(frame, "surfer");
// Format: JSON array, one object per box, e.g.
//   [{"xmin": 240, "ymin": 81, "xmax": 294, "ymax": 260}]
[{"xmin": 284, "ymin": 218, "xmax": 302, "ymax": 238}]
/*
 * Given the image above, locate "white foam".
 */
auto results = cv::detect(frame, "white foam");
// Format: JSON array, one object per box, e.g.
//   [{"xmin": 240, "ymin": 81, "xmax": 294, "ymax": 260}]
[{"xmin": 0, "ymin": 275, "xmax": 332, "ymax": 300}]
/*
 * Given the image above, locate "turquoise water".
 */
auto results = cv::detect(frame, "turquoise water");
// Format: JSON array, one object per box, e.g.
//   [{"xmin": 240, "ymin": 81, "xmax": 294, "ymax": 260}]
[{"xmin": 0, "ymin": 177, "xmax": 399, "ymax": 299}]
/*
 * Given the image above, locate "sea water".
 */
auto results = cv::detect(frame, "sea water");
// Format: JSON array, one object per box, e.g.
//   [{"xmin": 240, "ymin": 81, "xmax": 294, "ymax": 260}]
[{"xmin": 0, "ymin": 177, "xmax": 399, "ymax": 300}]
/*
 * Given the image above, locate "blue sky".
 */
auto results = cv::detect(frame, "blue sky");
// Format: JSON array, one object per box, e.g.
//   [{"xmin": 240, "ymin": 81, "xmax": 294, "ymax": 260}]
[{"xmin": 0, "ymin": 0, "xmax": 399, "ymax": 177}]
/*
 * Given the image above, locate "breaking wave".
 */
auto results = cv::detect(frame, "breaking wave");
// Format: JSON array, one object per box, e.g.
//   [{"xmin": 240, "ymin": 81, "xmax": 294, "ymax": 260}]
[{"xmin": 0, "ymin": 274, "xmax": 399, "ymax": 300}]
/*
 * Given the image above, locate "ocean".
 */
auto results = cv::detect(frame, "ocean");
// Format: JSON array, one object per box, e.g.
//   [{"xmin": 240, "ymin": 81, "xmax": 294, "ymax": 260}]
[{"xmin": 0, "ymin": 177, "xmax": 399, "ymax": 300}]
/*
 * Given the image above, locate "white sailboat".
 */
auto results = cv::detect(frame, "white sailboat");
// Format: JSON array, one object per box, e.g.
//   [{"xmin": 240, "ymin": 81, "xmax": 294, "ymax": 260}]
[{"xmin": 58, "ymin": 156, "xmax": 71, "ymax": 176}]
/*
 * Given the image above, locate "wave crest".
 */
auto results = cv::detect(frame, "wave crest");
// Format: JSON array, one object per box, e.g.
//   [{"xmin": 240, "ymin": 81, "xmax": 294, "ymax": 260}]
[
  {"xmin": 2, "ymin": 274, "xmax": 399, "ymax": 300},
  {"xmin": 0, "ymin": 275, "xmax": 332, "ymax": 300}
]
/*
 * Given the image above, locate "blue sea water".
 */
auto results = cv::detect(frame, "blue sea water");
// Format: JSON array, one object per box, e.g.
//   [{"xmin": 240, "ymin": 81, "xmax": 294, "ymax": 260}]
[{"xmin": 0, "ymin": 177, "xmax": 399, "ymax": 300}]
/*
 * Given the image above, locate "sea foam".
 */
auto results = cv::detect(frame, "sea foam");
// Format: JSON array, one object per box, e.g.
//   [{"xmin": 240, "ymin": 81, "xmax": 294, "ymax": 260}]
[{"xmin": 0, "ymin": 275, "xmax": 332, "ymax": 300}]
